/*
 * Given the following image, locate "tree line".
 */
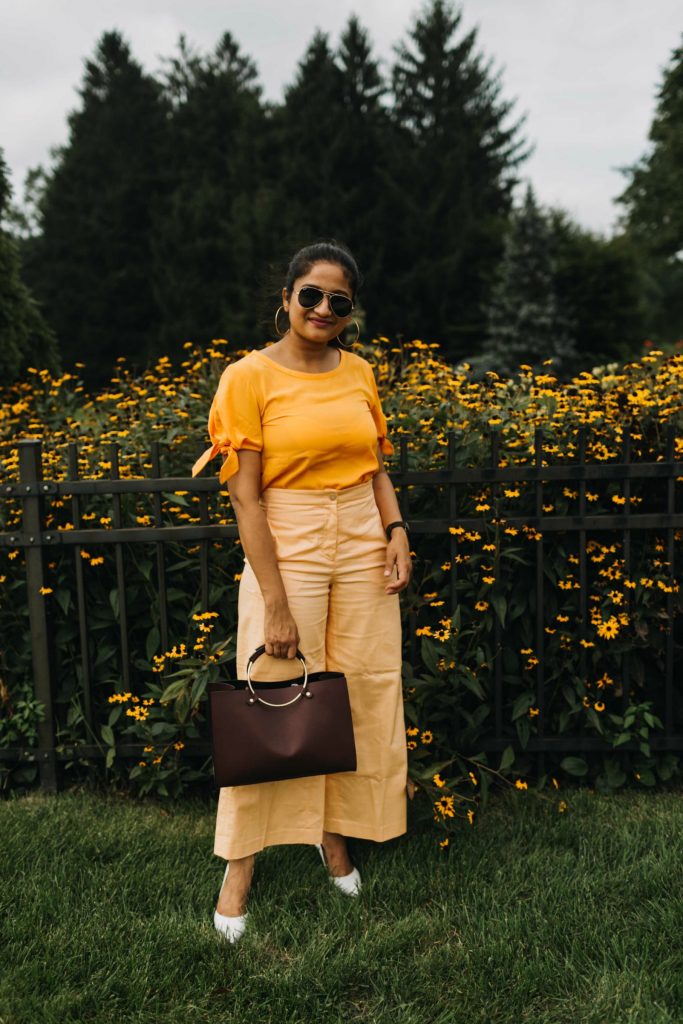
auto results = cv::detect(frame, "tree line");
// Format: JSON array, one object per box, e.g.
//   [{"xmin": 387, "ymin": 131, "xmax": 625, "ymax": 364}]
[{"xmin": 1, "ymin": 1, "xmax": 682, "ymax": 383}]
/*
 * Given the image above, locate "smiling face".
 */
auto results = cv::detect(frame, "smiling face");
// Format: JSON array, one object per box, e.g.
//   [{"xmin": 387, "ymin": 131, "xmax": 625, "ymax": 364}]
[{"xmin": 282, "ymin": 260, "xmax": 354, "ymax": 345}]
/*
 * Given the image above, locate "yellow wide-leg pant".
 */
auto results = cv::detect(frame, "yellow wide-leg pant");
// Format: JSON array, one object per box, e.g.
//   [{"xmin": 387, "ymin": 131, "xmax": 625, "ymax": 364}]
[{"xmin": 214, "ymin": 479, "xmax": 408, "ymax": 860}]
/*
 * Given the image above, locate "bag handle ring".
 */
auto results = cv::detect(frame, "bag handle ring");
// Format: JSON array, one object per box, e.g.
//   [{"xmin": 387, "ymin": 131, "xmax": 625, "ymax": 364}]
[{"xmin": 245, "ymin": 644, "xmax": 310, "ymax": 708}]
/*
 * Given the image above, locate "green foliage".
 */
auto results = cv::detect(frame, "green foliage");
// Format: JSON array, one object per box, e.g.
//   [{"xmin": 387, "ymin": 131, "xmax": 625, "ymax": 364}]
[
  {"xmin": 25, "ymin": 31, "xmax": 170, "ymax": 378},
  {"xmin": 152, "ymin": 33, "xmax": 271, "ymax": 358},
  {"xmin": 477, "ymin": 186, "xmax": 578, "ymax": 378},
  {"xmin": 0, "ymin": 149, "xmax": 58, "ymax": 381},
  {"xmin": 549, "ymin": 212, "xmax": 646, "ymax": 365},
  {"xmin": 380, "ymin": 0, "xmax": 529, "ymax": 361},
  {"xmin": 617, "ymin": 36, "xmax": 683, "ymax": 344}
]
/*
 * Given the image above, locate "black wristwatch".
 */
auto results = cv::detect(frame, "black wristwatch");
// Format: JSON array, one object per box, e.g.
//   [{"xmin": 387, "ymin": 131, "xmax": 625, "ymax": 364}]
[{"xmin": 385, "ymin": 520, "xmax": 410, "ymax": 541}]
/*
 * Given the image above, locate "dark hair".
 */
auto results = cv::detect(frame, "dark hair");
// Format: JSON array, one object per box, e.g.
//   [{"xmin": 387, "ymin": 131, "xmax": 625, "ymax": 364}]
[{"xmin": 284, "ymin": 238, "xmax": 361, "ymax": 300}]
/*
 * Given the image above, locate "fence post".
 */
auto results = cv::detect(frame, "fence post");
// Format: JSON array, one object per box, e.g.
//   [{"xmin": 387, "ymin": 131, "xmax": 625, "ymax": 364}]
[{"xmin": 18, "ymin": 439, "xmax": 59, "ymax": 793}]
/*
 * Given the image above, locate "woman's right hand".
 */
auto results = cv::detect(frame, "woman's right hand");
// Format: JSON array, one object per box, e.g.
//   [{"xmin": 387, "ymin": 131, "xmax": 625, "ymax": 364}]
[{"xmin": 264, "ymin": 599, "xmax": 300, "ymax": 659}]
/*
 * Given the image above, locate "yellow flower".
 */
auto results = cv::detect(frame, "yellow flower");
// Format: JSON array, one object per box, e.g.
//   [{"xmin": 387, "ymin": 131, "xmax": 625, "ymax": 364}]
[
  {"xmin": 439, "ymin": 838, "xmax": 449, "ymax": 848},
  {"xmin": 596, "ymin": 618, "xmax": 619, "ymax": 640},
  {"xmin": 434, "ymin": 795, "xmax": 455, "ymax": 818},
  {"xmin": 593, "ymin": 701, "xmax": 605, "ymax": 712},
  {"xmin": 421, "ymin": 730, "xmax": 433, "ymax": 745},
  {"xmin": 39, "ymin": 586, "xmax": 53, "ymax": 595},
  {"xmin": 467, "ymin": 809, "xmax": 475, "ymax": 826},
  {"xmin": 558, "ymin": 801, "xmax": 568, "ymax": 813},
  {"xmin": 515, "ymin": 779, "xmax": 528, "ymax": 790},
  {"xmin": 433, "ymin": 773, "xmax": 446, "ymax": 788},
  {"xmin": 528, "ymin": 706, "xmax": 539, "ymax": 717},
  {"xmin": 475, "ymin": 600, "xmax": 489, "ymax": 611}
]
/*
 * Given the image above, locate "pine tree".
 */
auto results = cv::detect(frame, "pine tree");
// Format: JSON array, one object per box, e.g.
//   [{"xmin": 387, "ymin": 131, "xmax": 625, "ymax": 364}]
[
  {"xmin": 256, "ymin": 19, "xmax": 395, "ymax": 340},
  {"xmin": 271, "ymin": 29, "xmax": 348, "ymax": 244},
  {"xmin": 0, "ymin": 150, "xmax": 58, "ymax": 380},
  {"xmin": 26, "ymin": 31, "xmax": 169, "ymax": 378},
  {"xmin": 153, "ymin": 32, "xmax": 270, "ymax": 354},
  {"xmin": 381, "ymin": 0, "xmax": 529, "ymax": 360},
  {"xmin": 476, "ymin": 187, "xmax": 578, "ymax": 379},
  {"xmin": 617, "ymin": 37, "xmax": 683, "ymax": 342},
  {"xmin": 332, "ymin": 16, "xmax": 391, "ymax": 324}
]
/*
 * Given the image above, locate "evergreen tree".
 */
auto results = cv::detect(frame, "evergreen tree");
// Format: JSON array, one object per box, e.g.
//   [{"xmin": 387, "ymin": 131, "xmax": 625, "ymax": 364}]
[
  {"xmin": 617, "ymin": 37, "xmax": 683, "ymax": 342},
  {"xmin": 381, "ymin": 0, "xmax": 529, "ymax": 360},
  {"xmin": 475, "ymin": 187, "xmax": 578, "ymax": 379},
  {"xmin": 269, "ymin": 30, "xmax": 347, "ymax": 244},
  {"xmin": 331, "ymin": 16, "xmax": 391, "ymax": 327},
  {"xmin": 25, "ymin": 31, "xmax": 169, "ymax": 378},
  {"xmin": 257, "ymin": 18, "xmax": 392, "ymax": 341},
  {"xmin": 0, "ymin": 150, "xmax": 58, "ymax": 380},
  {"xmin": 153, "ymin": 33, "xmax": 271, "ymax": 354},
  {"xmin": 549, "ymin": 212, "xmax": 645, "ymax": 365}
]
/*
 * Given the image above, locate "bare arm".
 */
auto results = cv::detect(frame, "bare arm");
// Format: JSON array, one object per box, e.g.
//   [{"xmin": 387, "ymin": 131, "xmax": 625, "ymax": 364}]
[
  {"xmin": 227, "ymin": 450, "xmax": 299, "ymax": 659},
  {"xmin": 372, "ymin": 445, "xmax": 412, "ymax": 594}
]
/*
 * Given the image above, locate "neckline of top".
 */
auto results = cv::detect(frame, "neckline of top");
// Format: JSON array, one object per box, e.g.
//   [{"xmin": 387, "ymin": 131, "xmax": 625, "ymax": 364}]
[{"xmin": 252, "ymin": 347, "xmax": 344, "ymax": 379}]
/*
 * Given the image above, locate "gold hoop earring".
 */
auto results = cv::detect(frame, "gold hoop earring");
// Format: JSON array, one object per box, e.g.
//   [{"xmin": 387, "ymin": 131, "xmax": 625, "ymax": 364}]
[
  {"xmin": 335, "ymin": 319, "xmax": 360, "ymax": 348},
  {"xmin": 274, "ymin": 305, "xmax": 288, "ymax": 337}
]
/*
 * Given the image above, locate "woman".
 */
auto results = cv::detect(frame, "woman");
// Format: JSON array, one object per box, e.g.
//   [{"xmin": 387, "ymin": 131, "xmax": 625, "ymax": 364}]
[{"xmin": 192, "ymin": 240, "xmax": 412, "ymax": 943}]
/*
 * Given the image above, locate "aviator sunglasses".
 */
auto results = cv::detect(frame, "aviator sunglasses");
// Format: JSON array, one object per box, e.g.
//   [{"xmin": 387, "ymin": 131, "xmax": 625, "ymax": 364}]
[{"xmin": 293, "ymin": 285, "xmax": 354, "ymax": 319}]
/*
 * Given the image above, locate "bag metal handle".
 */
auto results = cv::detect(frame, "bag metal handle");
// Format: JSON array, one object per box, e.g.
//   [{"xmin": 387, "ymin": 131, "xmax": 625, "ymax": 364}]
[{"xmin": 245, "ymin": 644, "xmax": 310, "ymax": 708}]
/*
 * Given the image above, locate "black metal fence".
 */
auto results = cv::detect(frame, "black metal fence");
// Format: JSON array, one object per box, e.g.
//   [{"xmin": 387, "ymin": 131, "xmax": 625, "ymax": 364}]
[{"xmin": 1, "ymin": 428, "xmax": 681, "ymax": 792}]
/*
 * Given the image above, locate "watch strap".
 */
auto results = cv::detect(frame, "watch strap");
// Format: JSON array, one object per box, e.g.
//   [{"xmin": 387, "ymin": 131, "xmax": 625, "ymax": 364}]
[{"xmin": 385, "ymin": 520, "xmax": 409, "ymax": 541}]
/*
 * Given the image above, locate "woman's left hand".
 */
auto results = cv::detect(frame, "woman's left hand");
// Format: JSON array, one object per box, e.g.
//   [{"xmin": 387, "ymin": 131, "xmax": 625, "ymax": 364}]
[{"xmin": 383, "ymin": 531, "xmax": 412, "ymax": 594}]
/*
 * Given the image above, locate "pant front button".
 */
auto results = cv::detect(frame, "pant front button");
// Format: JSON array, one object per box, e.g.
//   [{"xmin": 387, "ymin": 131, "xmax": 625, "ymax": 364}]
[{"xmin": 330, "ymin": 493, "xmax": 336, "ymax": 501}]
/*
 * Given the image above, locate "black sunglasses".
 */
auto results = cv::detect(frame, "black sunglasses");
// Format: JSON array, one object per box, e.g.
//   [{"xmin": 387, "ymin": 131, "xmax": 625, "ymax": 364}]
[{"xmin": 294, "ymin": 285, "xmax": 354, "ymax": 319}]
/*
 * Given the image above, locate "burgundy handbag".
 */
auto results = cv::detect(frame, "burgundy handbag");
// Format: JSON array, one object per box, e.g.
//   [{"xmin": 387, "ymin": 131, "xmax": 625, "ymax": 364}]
[{"xmin": 207, "ymin": 644, "xmax": 357, "ymax": 787}]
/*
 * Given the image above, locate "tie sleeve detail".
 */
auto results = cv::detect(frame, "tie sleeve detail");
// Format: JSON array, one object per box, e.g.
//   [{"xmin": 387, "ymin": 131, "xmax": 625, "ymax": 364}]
[{"xmin": 191, "ymin": 364, "xmax": 263, "ymax": 482}]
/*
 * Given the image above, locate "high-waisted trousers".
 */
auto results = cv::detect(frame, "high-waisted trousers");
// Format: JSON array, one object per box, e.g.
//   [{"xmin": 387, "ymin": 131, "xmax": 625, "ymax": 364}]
[{"xmin": 214, "ymin": 479, "xmax": 408, "ymax": 860}]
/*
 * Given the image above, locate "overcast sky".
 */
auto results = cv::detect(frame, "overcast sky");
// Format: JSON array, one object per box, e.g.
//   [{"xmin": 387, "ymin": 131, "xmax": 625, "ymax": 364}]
[{"xmin": 1, "ymin": 0, "xmax": 681, "ymax": 234}]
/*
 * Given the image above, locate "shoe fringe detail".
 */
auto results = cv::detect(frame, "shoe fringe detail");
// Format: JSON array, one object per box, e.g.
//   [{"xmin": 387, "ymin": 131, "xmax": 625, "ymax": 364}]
[{"xmin": 214, "ymin": 861, "xmax": 248, "ymax": 943}]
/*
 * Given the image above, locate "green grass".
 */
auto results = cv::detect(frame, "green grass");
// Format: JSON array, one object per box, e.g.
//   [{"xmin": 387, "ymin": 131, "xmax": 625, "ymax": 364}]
[{"xmin": 2, "ymin": 785, "xmax": 683, "ymax": 1024}]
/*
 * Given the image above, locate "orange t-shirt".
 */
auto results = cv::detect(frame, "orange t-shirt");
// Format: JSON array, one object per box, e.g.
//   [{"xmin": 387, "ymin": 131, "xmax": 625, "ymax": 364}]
[{"xmin": 191, "ymin": 347, "xmax": 394, "ymax": 490}]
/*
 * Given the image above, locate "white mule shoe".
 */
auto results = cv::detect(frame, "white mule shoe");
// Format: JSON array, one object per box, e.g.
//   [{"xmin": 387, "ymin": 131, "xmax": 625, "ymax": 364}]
[
  {"xmin": 316, "ymin": 843, "xmax": 362, "ymax": 896},
  {"xmin": 214, "ymin": 861, "xmax": 248, "ymax": 943}
]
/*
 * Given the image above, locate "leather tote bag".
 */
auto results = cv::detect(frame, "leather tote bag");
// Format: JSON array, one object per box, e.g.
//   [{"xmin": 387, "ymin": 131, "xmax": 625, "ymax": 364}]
[{"xmin": 207, "ymin": 644, "xmax": 357, "ymax": 787}]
